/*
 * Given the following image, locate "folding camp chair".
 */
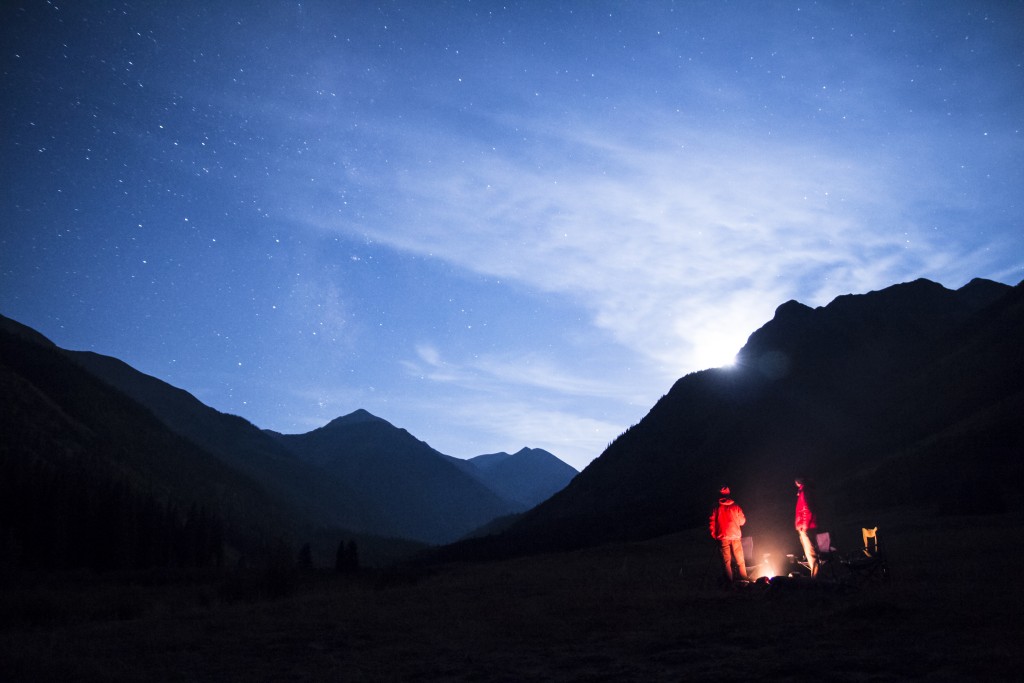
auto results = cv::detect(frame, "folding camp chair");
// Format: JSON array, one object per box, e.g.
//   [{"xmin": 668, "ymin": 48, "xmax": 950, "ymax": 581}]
[
  {"xmin": 742, "ymin": 536, "xmax": 777, "ymax": 581},
  {"xmin": 792, "ymin": 530, "xmax": 837, "ymax": 578},
  {"xmin": 815, "ymin": 531, "xmax": 840, "ymax": 579},
  {"xmin": 862, "ymin": 527, "xmax": 879, "ymax": 556},
  {"xmin": 741, "ymin": 536, "xmax": 754, "ymax": 578},
  {"xmin": 844, "ymin": 526, "xmax": 890, "ymax": 585},
  {"xmin": 737, "ymin": 536, "xmax": 780, "ymax": 582}
]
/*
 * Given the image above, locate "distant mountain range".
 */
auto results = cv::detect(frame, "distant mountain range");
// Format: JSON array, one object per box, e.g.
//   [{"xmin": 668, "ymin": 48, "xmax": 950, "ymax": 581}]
[
  {"xmin": 5, "ymin": 276, "xmax": 1021, "ymax": 571},
  {"xmin": 438, "ymin": 278, "xmax": 1024, "ymax": 561},
  {"xmin": 0, "ymin": 315, "xmax": 577, "ymax": 570},
  {"xmin": 465, "ymin": 448, "xmax": 579, "ymax": 510},
  {"xmin": 264, "ymin": 410, "xmax": 568, "ymax": 543}
]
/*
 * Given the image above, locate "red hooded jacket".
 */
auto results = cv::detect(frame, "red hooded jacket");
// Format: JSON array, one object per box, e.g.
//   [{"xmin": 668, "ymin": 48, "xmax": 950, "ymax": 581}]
[
  {"xmin": 795, "ymin": 486, "xmax": 817, "ymax": 532},
  {"xmin": 709, "ymin": 498, "xmax": 746, "ymax": 541}
]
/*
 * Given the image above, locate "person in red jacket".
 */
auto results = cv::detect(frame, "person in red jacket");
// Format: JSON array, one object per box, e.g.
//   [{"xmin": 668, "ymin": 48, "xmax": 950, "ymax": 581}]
[
  {"xmin": 794, "ymin": 477, "xmax": 819, "ymax": 577},
  {"xmin": 709, "ymin": 485, "xmax": 748, "ymax": 584}
]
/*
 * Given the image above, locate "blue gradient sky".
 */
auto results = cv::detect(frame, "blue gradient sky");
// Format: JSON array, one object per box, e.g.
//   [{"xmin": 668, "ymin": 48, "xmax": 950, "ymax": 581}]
[{"xmin": 3, "ymin": 1, "xmax": 1022, "ymax": 469}]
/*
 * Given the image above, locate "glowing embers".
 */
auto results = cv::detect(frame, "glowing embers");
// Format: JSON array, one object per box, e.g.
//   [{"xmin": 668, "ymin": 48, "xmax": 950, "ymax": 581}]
[
  {"xmin": 750, "ymin": 552, "xmax": 777, "ymax": 581},
  {"xmin": 760, "ymin": 553, "xmax": 777, "ymax": 579}
]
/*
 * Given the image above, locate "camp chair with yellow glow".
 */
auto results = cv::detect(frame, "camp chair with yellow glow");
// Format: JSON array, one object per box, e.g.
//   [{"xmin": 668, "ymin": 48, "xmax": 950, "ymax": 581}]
[{"xmin": 844, "ymin": 526, "xmax": 890, "ymax": 585}]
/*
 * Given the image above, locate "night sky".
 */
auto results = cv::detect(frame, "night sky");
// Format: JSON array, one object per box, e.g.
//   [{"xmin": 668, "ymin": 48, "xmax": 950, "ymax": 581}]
[{"xmin": 3, "ymin": 1, "xmax": 1022, "ymax": 469}]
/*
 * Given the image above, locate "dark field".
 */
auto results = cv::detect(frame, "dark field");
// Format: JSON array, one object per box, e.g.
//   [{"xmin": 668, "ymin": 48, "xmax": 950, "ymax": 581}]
[{"xmin": 2, "ymin": 511, "xmax": 1021, "ymax": 682}]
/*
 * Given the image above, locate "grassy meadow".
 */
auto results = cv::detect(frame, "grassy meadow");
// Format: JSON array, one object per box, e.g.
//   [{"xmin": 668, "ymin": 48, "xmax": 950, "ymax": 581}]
[{"xmin": 2, "ymin": 510, "xmax": 1021, "ymax": 681}]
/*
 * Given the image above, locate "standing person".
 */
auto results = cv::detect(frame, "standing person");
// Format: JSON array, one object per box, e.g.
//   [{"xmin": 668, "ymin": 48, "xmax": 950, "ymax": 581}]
[
  {"xmin": 709, "ymin": 486, "xmax": 748, "ymax": 585},
  {"xmin": 794, "ymin": 477, "xmax": 818, "ymax": 577}
]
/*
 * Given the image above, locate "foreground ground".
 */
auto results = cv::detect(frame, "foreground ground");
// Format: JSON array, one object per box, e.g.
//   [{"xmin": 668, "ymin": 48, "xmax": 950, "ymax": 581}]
[{"xmin": 2, "ymin": 510, "xmax": 1022, "ymax": 681}]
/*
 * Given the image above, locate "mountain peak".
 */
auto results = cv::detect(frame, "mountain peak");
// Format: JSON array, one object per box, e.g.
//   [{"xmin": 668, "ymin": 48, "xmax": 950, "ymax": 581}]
[
  {"xmin": 470, "ymin": 447, "xmax": 569, "ymax": 471},
  {"xmin": 774, "ymin": 299, "xmax": 815, "ymax": 320},
  {"xmin": 325, "ymin": 409, "xmax": 389, "ymax": 428},
  {"xmin": 466, "ymin": 447, "xmax": 577, "ymax": 510},
  {"xmin": 957, "ymin": 277, "xmax": 1011, "ymax": 309},
  {"xmin": 511, "ymin": 447, "xmax": 561, "ymax": 462}
]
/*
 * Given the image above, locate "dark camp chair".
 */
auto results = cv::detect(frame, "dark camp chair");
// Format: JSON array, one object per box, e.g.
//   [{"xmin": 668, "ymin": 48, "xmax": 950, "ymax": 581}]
[
  {"xmin": 815, "ymin": 531, "xmax": 840, "ymax": 578},
  {"xmin": 791, "ymin": 530, "xmax": 838, "ymax": 578},
  {"xmin": 741, "ymin": 536, "xmax": 753, "ymax": 576},
  {"xmin": 816, "ymin": 531, "xmax": 837, "ymax": 557},
  {"xmin": 742, "ymin": 536, "xmax": 767, "ymax": 580},
  {"xmin": 741, "ymin": 536, "xmax": 779, "ymax": 582},
  {"xmin": 844, "ymin": 526, "xmax": 890, "ymax": 585},
  {"xmin": 806, "ymin": 530, "xmax": 841, "ymax": 578}
]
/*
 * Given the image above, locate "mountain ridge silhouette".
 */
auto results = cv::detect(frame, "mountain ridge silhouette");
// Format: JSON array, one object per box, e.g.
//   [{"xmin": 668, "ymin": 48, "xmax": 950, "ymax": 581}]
[
  {"xmin": 0, "ymin": 313, "xmax": 577, "ymax": 554},
  {"xmin": 3, "ymin": 275, "xmax": 1019, "ymax": 567},
  {"xmin": 432, "ymin": 277, "xmax": 1023, "ymax": 561}
]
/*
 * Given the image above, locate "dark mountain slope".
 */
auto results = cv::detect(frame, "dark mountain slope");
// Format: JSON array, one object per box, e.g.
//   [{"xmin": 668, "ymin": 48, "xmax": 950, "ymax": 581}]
[
  {"xmin": 4, "ymin": 313, "xmax": 567, "ymax": 551},
  {"xmin": 0, "ymin": 314, "xmax": 571, "ymax": 560},
  {"xmin": 835, "ymin": 278, "xmax": 1024, "ymax": 514},
  {"xmin": 440, "ymin": 278, "xmax": 1023, "ymax": 559},
  {"xmin": 276, "ymin": 411, "xmax": 519, "ymax": 544},
  {"xmin": 0, "ymin": 325, "xmax": 295, "ymax": 571},
  {"xmin": 68, "ymin": 350, "xmax": 387, "ymax": 537}
]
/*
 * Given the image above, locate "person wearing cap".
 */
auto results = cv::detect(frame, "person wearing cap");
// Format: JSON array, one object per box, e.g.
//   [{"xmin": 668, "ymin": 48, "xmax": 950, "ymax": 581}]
[
  {"xmin": 709, "ymin": 485, "xmax": 748, "ymax": 584},
  {"xmin": 794, "ymin": 477, "xmax": 819, "ymax": 577}
]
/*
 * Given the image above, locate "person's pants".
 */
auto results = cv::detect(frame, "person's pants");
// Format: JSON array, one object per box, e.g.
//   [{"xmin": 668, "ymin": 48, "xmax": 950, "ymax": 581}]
[
  {"xmin": 719, "ymin": 539, "xmax": 747, "ymax": 581},
  {"xmin": 798, "ymin": 529, "xmax": 819, "ymax": 577}
]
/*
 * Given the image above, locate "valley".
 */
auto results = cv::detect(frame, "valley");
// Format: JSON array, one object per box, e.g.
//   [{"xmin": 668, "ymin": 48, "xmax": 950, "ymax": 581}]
[{"xmin": 3, "ymin": 510, "xmax": 1020, "ymax": 681}]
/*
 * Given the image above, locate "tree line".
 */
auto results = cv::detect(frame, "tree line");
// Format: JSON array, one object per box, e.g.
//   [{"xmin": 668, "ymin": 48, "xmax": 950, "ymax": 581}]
[{"xmin": 0, "ymin": 455, "xmax": 224, "ymax": 574}]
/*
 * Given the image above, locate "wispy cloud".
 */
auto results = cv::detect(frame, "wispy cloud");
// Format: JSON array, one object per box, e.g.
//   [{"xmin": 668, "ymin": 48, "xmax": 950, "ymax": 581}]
[
  {"xmin": 396, "ymin": 343, "xmax": 644, "ymax": 466},
  {"xmin": 322, "ymin": 110, "xmax": 957, "ymax": 380},
  {"xmin": 254, "ymin": 21, "xmax": 1021, "ymax": 464},
  {"xmin": 405, "ymin": 343, "xmax": 645, "ymax": 402},
  {"xmin": 412, "ymin": 391, "xmax": 623, "ymax": 469},
  {"xmin": 449, "ymin": 397, "xmax": 622, "ymax": 470}
]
